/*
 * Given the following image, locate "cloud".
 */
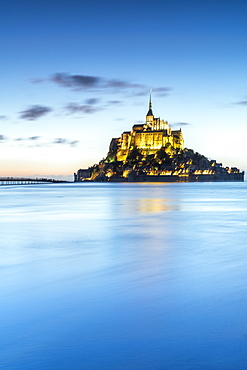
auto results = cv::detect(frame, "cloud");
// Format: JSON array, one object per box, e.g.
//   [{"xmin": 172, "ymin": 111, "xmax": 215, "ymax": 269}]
[
  {"xmin": 104, "ymin": 79, "xmax": 143, "ymax": 90},
  {"xmin": 27, "ymin": 143, "xmax": 44, "ymax": 148},
  {"xmin": 15, "ymin": 136, "xmax": 41, "ymax": 142},
  {"xmin": 29, "ymin": 78, "xmax": 44, "ymax": 84},
  {"xmin": 70, "ymin": 140, "xmax": 79, "ymax": 147},
  {"xmin": 0, "ymin": 115, "xmax": 8, "ymax": 120},
  {"xmin": 2, "ymin": 134, "xmax": 78, "ymax": 148},
  {"xmin": 152, "ymin": 87, "xmax": 172, "ymax": 97},
  {"xmin": 85, "ymin": 98, "xmax": 100, "ymax": 105},
  {"xmin": 49, "ymin": 73, "xmax": 171, "ymax": 97},
  {"xmin": 170, "ymin": 122, "xmax": 191, "ymax": 127},
  {"xmin": 131, "ymin": 91, "xmax": 148, "ymax": 97},
  {"xmin": 53, "ymin": 138, "xmax": 79, "ymax": 147},
  {"xmin": 14, "ymin": 137, "xmax": 45, "ymax": 148},
  {"xmin": 64, "ymin": 98, "xmax": 123, "ymax": 116},
  {"xmin": 65, "ymin": 102, "xmax": 103, "ymax": 114},
  {"xmin": 19, "ymin": 105, "xmax": 52, "ymax": 120},
  {"xmin": 28, "ymin": 73, "xmax": 173, "ymax": 119},
  {"xmin": 176, "ymin": 122, "xmax": 191, "ymax": 126},
  {"xmin": 107, "ymin": 100, "xmax": 122, "ymax": 105},
  {"xmin": 129, "ymin": 87, "xmax": 172, "ymax": 97},
  {"xmin": 50, "ymin": 73, "xmax": 146, "ymax": 92},
  {"xmin": 234, "ymin": 100, "xmax": 247, "ymax": 106},
  {"xmin": 54, "ymin": 138, "xmax": 67, "ymax": 144},
  {"xmin": 29, "ymin": 136, "xmax": 40, "ymax": 140},
  {"xmin": 51, "ymin": 73, "xmax": 101, "ymax": 89}
]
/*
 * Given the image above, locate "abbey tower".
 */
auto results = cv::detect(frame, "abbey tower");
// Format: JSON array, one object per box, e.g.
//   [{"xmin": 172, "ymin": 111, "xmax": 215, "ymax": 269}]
[{"xmin": 112, "ymin": 93, "xmax": 184, "ymax": 161}]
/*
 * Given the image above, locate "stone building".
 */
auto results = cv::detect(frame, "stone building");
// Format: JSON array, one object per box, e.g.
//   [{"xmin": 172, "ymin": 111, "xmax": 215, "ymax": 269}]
[
  {"xmin": 111, "ymin": 94, "xmax": 184, "ymax": 161},
  {"xmin": 74, "ymin": 168, "xmax": 93, "ymax": 182}
]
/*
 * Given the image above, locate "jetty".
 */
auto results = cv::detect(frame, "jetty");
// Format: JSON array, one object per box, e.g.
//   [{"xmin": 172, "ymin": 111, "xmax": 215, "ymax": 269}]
[{"xmin": 0, "ymin": 177, "xmax": 67, "ymax": 186}]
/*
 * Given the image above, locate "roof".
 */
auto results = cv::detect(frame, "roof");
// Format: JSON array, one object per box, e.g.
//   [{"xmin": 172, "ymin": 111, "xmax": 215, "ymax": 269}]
[
  {"xmin": 146, "ymin": 91, "xmax": 154, "ymax": 116},
  {"xmin": 132, "ymin": 124, "xmax": 144, "ymax": 131},
  {"xmin": 146, "ymin": 108, "xmax": 154, "ymax": 116}
]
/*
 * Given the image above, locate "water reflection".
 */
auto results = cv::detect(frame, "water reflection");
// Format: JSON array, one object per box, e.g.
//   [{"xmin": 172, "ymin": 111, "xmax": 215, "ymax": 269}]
[{"xmin": 135, "ymin": 198, "xmax": 180, "ymax": 213}]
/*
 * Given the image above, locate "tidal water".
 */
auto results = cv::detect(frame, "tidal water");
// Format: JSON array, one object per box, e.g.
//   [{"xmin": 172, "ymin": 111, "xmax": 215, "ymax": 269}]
[{"xmin": 1, "ymin": 182, "xmax": 247, "ymax": 369}]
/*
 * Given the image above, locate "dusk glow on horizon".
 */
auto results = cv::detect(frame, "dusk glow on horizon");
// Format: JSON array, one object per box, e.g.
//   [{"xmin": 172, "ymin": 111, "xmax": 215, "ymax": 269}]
[{"xmin": 1, "ymin": 0, "xmax": 247, "ymax": 180}]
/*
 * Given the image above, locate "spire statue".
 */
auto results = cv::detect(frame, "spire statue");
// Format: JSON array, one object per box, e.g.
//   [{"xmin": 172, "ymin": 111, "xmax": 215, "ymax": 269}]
[{"xmin": 149, "ymin": 89, "xmax": 152, "ymax": 109}]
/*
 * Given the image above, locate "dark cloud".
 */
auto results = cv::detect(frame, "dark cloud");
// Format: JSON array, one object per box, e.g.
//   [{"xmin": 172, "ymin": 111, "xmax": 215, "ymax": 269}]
[
  {"xmin": 51, "ymin": 73, "xmax": 101, "ymax": 89},
  {"xmin": 7, "ymin": 135, "xmax": 78, "ymax": 148},
  {"xmin": 15, "ymin": 136, "xmax": 41, "ymax": 142},
  {"xmin": 234, "ymin": 100, "xmax": 247, "ymax": 106},
  {"xmin": 65, "ymin": 103, "xmax": 103, "ymax": 114},
  {"xmin": 29, "ymin": 136, "xmax": 40, "ymax": 140},
  {"xmin": 171, "ymin": 122, "xmax": 191, "ymax": 127},
  {"xmin": 27, "ymin": 143, "xmax": 43, "ymax": 148},
  {"xmin": 53, "ymin": 138, "xmax": 79, "ymax": 147},
  {"xmin": 0, "ymin": 115, "xmax": 8, "ymax": 120},
  {"xmin": 152, "ymin": 87, "xmax": 172, "ymax": 97},
  {"xmin": 49, "ymin": 73, "xmax": 171, "ymax": 97},
  {"xmin": 51, "ymin": 74, "xmax": 145, "ymax": 91},
  {"xmin": 105, "ymin": 79, "xmax": 143, "ymax": 90},
  {"xmin": 19, "ymin": 105, "xmax": 52, "ymax": 120},
  {"xmin": 152, "ymin": 87, "xmax": 171, "ymax": 93},
  {"xmin": 85, "ymin": 98, "xmax": 100, "ymax": 105},
  {"xmin": 30, "ymin": 73, "xmax": 173, "ymax": 106},
  {"xmin": 132, "ymin": 91, "xmax": 148, "ymax": 97},
  {"xmin": 130, "ymin": 87, "xmax": 172, "ymax": 97},
  {"xmin": 70, "ymin": 140, "xmax": 79, "ymax": 147},
  {"xmin": 108, "ymin": 100, "xmax": 122, "ymax": 105},
  {"xmin": 176, "ymin": 122, "xmax": 191, "ymax": 126},
  {"xmin": 54, "ymin": 138, "xmax": 67, "ymax": 144},
  {"xmin": 63, "ymin": 99, "xmax": 122, "ymax": 116},
  {"xmin": 29, "ymin": 78, "xmax": 44, "ymax": 84}
]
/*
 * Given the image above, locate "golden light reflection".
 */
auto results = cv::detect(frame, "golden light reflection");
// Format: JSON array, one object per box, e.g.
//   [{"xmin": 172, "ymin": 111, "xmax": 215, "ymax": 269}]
[{"xmin": 136, "ymin": 198, "xmax": 180, "ymax": 213}]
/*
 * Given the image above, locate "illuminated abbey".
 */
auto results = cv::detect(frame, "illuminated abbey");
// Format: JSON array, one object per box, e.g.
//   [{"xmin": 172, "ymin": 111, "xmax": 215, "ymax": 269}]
[
  {"xmin": 111, "ymin": 94, "xmax": 184, "ymax": 161},
  {"xmin": 74, "ymin": 94, "xmax": 244, "ymax": 182}
]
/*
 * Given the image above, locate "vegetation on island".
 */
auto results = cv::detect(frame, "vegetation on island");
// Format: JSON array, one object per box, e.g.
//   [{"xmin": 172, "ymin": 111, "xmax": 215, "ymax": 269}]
[{"xmin": 87, "ymin": 144, "xmax": 240, "ymax": 182}]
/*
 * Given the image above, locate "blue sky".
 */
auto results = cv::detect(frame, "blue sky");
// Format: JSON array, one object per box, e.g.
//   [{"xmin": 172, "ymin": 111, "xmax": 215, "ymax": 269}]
[{"xmin": 1, "ymin": 0, "xmax": 247, "ymax": 180}]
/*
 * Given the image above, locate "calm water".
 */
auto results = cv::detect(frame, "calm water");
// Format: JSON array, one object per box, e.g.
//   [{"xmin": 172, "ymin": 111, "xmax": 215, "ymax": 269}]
[{"xmin": 1, "ymin": 182, "xmax": 247, "ymax": 369}]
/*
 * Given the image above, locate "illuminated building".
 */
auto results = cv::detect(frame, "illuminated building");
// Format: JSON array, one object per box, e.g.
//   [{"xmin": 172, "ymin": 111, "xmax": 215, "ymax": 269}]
[
  {"xmin": 111, "ymin": 93, "xmax": 184, "ymax": 161},
  {"xmin": 74, "ymin": 94, "xmax": 244, "ymax": 182}
]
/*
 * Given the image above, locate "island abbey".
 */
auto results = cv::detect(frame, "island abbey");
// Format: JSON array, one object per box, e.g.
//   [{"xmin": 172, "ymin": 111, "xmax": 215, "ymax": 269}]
[
  {"xmin": 74, "ymin": 95, "xmax": 244, "ymax": 182},
  {"xmin": 111, "ymin": 94, "xmax": 184, "ymax": 161}
]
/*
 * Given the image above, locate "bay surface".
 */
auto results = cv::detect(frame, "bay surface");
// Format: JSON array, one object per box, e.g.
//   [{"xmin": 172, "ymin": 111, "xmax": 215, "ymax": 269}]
[{"xmin": 1, "ymin": 182, "xmax": 247, "ymax": 369}]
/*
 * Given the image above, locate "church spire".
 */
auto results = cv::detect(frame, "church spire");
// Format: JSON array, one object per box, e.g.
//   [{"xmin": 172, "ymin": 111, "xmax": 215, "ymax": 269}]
[
  {"xmin": 149, "ymin": 89, "xmax": 152, "ymax": 109},
  {"xmin": 146, "ymin": 89, "xmax": 154, "ymax": 117}
]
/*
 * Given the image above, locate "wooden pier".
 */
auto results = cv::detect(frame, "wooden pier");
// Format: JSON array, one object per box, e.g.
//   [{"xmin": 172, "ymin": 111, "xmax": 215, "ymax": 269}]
[{"xmin": 0, "ymin": 177, "xmax": 67, "ymax": 186}]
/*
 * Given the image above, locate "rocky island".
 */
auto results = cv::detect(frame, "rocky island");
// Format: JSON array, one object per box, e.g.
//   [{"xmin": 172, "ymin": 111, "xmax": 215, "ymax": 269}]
[{"xmin": 74, "ymin": 96, "xmax": 244, "ymax": 182}]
